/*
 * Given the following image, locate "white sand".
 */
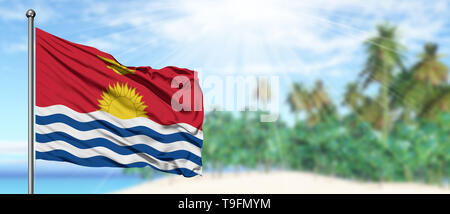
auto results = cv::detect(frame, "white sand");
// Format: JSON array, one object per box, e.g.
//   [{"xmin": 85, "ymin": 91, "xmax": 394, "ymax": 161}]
[{"xmin": 115, "ymin": 171, "xmax": 450, "ymax": 194}]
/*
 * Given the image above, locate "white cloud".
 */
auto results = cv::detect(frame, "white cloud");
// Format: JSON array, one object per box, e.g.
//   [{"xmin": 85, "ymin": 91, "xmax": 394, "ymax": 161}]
[
  {"xmin": 75, "ymin": 0, "xmax": 449, "ymax": 77},
  {"xmin": 0, "ymin": 6, "xmax": 23, "ymax": 21},
  {"xmin": 3, "ymin": 41, "xmax": 27, "ymax": 53},
  {"xmin": 0, "ymin": 0, "xmax": 419, "ymax": 93},
  {"xmin": 1, "ymin": 0, "xmax": 448, "ymax": 73},
  {"xmin": 0, "ymin": 141, "xmax": 28, "ymax": 160},
  {"xmin": 0, "ymin": 141, "xmax": 27, "ymax": 163},
  {"xmin": 0, "ymin": 140, "xmax": 26, "ymax": 154},
  {"xmin": 0, "ymin": 0, "xmax": 59, "ymax": 23}
]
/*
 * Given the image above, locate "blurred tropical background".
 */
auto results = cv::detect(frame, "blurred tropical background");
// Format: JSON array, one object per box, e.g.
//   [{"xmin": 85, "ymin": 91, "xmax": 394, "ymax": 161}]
[
  {"xmin": 0, "ymin": 0, "xmax": 449, "ymax": 193},
  {"xmin": 127, "ymin": 27, "xmax": 450, "ymax": 186}
]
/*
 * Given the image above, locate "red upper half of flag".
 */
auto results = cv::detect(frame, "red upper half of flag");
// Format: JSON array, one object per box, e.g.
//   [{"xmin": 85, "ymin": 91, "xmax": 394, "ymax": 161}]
[{"xmin": 36, "ymin": 28, "xmax": 203, "ymax": 130}]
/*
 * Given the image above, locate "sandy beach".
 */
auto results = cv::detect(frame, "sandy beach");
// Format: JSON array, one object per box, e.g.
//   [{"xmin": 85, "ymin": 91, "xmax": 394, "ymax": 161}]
[{"xmin": 115, "ymin": 171, "xmax": 450, "ymax": 194}]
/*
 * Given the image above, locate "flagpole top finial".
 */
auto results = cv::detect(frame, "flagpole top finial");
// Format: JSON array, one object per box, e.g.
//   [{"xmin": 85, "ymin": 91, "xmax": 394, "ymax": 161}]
[{"xmin": 26, "ymin": 9, "xmax": 36, "ymax": 18}]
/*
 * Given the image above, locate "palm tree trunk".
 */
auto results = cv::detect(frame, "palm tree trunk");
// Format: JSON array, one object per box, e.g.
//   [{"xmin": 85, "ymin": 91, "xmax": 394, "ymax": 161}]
[{"xmin": 381, "ymin": 70, "xmax": 390, "ymax": 147}]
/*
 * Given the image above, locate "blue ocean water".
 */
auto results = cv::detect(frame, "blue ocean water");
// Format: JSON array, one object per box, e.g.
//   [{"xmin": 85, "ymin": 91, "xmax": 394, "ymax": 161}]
[
  {"xmin": 0, "ymin": 175, "xmax": 145, "ymax": 194},
  {"xmin": 0, "ymin": 161, "xmax": 147, "ymax": 194}
]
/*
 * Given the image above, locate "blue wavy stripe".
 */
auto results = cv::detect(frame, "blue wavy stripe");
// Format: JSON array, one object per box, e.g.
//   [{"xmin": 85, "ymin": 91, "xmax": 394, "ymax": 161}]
[
  {"xmin": 36, "ymin": 132, "xmax": 202, "ymax": 166},
  {"xmin": 36, "ymin": 150, "xmax": 198, "ymax": 177},
  {"xmin": 36, "ymin": 114, "xmax": 203, "ymax": 148}
]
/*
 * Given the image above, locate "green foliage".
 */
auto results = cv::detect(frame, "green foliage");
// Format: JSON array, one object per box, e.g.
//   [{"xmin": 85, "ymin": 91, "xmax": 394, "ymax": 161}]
[
  {"xmin": 202, "ymin": 110, "xmax": 288, "ymax": 171},
  {"xmin": 202, "ymin": 111, "xmax": 450, "ymax": 184}
]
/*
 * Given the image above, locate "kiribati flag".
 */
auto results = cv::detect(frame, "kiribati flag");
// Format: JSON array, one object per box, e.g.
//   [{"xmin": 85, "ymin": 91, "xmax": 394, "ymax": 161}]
[{"xmin": 35, "ymin": 28, "xmax": 203, "ymax": 177}]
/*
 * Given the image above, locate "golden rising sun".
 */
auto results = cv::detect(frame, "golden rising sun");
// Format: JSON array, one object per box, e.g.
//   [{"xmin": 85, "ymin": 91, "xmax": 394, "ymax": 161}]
[{"xmin": 98, "ymin": 82, "xmax": 148, "ymax": 119}]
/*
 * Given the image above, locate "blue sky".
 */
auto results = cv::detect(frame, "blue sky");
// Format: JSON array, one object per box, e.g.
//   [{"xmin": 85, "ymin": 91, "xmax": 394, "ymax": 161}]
[{"xmin": 0, "ymin": 0, "xmax": 449, "ymax": 165}]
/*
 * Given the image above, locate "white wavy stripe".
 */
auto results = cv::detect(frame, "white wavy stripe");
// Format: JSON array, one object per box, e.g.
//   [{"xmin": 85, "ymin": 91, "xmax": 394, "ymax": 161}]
[
  {"xmin": 36, "ymin": 141, "xmax": 202, "ymax": 175},
  {"xmin": 36, "ymin": 105, "xmax": 203, "ymax": 139},
  {"xmin": 36, "ymin": 123, "xmax": 201, "ymax": 157}
]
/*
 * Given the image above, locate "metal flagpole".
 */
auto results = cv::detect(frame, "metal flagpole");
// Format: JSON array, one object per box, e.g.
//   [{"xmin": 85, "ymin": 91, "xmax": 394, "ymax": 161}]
[{"xmin": 26, "ymin": 9, "xmax": 36, "ymax": 194}]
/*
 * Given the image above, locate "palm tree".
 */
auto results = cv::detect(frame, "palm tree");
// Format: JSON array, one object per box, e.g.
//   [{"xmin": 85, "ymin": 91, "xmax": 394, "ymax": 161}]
[
  {"xmin": 360, "ymin": 96, "xmax": 384, "ymax": 129},
  {"xmin": 389, "ymin": 69, "xmax": 417, "ymax": 123},
  {"xmin": 343, "ymin": 82, "xmax": 363, "ymax": 112},
  {"xmin": 312, "ymin": 80, "xmax": 334, "ymax": 118},
  {"xmin": 409, "ymin": 43, "xmax": 449, "ymax": 119},
  {"xmin": 310, "ymin": 80, "xmax": 331, "ymax": 110},
  {"xmin": 359, "ymin": 23, "xmax": 404, "ymax": 144},
  {"xmin": 287, "ymin": 83, "xmax": 311, "ymax": 123},
  {"xmin": 418, "ymin": 86, "xmax": 450, "ymax": 119},
  {"xmin": 287, "ymin": 81, "xmax": 335, "ymax": 126},
  {"xmin": 253, "ymin": 77, "xmax": 272, "ymax": 111},
  {"xmin": 412, "ymin": 43, "xmax": 448, "ymax": 86},
  {"xmin": 392, "ymin": 42, "xmax": 449, "ymax": 121},
  {"xmin": 252, "ymin": 78, "xmax": 277, "ymax": 171},
  {"xmin": 306, "ymin": 80, "xmax": 335, "ymax": 126}
]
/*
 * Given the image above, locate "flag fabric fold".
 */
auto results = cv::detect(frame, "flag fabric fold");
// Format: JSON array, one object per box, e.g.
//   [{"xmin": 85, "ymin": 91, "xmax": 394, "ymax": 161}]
[{"xmin": 35, "ymin": 28, "xmax": 204, "ymax": 177}]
